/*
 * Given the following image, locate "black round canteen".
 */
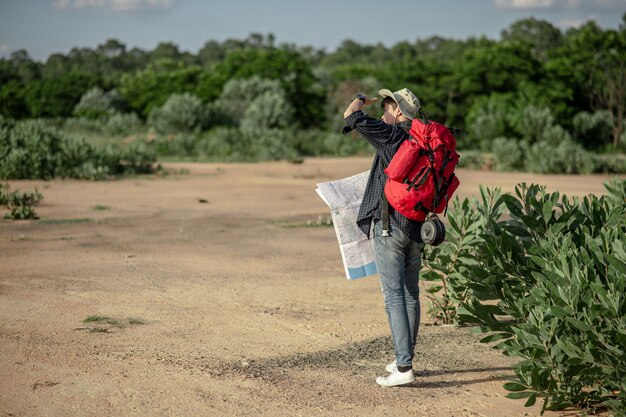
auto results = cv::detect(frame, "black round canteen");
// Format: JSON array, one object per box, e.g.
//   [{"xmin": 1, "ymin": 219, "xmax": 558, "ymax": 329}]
[{"xmin": 421, "ymin": 215, "xmax": 446, "ymax": 246}]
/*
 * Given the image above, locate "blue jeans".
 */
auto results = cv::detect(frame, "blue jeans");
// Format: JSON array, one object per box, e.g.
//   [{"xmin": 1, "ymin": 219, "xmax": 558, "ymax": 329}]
[{"xmin": 373, "ymin": 220, "xmax": 424, "ymax": 367}]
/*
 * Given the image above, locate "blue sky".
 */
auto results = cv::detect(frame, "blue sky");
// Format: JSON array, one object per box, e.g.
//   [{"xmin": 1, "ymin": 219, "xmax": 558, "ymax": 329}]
[{"xmin": 1, "ymin": 0, "xmax": 624, "ymax": 61}]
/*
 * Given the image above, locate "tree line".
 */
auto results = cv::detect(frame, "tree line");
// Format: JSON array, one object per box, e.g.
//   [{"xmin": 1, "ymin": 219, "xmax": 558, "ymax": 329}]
[{"xmin": 1, "ymin": 16, "xmax": 625, "ymax": 154}]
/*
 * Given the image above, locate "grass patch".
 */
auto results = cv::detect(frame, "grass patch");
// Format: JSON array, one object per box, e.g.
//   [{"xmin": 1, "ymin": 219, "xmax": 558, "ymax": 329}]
[
  {"xmin": 80, "ymin": 315, "xmax": 146, "ymax": 331},
  {"xmin": 276, "ymin": 215, "xmax": 333, "ymax": 228},
  {"xmin": 93, "ymin": 205, "xmax": 110, "ymax": 211},
  {"xmin": 83, "ymin": 315, "xmax": 120, "ymax": 326},
  {"xmin": 39, "ymin": 218, "xmax": 93, "ymax": 224}
]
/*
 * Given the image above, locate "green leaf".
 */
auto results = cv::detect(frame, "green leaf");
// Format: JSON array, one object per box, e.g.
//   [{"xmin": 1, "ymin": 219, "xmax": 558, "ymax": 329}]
[
  {"xmin": 542, "ymin": 200, "xmax": 554, "ymax": 222},
  {"xmin": 605, "ymin": 254, "xmax": 626, "ymax": 275},
  {"xmin": 448, "ymin": 214, "xmax": 460, "ymax": 234},
  {"xmin": 503, "ymin": 382, "xmax": 528, "ymax": 392},
  {"xmin": 500, "ymin": 195, "xmax": 523, "ymax": 218},
  {"xmin": 520, "ymin": 214, "xmax": 543, "ymax": 230},
  {"xmin": 524, "ymin": 392, "xmax": 538, "ymax": 407},
  {"xmin": 465, "ymin": 221, "xmax": 482, "ymax": 234},
  {"xmin": 503, "ymin": 224, "xmax": 531, "ymax": 237},
  {"xmin": 565, "ymin": 317, "xmax": 593, "ymax": 333},
  {"xmin": 547, "ymin": 306, "xmax": 570, "ymax": 318},
  {"xmin": 425, "ymin": 285, "xmax": 443, "ymax": 293},
  {"xmin": 457, "ymin": 256, "xmax": 480, "ymax": 266},
  {"xmin": 480, "ymin": 332, "xmax": 511, "ymax": 343},
  {"xmin": 476, "ymin": 304, "xmax": 504, "ymax": 316},
  {"xmin": 555, "ymin": 336, "xmax": 582, "ymax": 359},
  {"xmin": 506, "ymin": 391, "xmax": 535, "ymax": 399},
  {"xmin": 529, "ymin": 255, "xmax": 547, "ymax": 269}
]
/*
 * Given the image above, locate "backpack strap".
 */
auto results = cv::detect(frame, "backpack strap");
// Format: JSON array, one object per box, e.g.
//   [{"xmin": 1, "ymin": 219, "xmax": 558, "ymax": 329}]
[
  {"xmin": 418, "ymin": 109, "xmax": 430, "ymax": 125},
  {"xmin": 405, "ymin": 166, "xmax": 428, "ymax": 191},
  {"xmin": 381, "ymin": 194, "xmax": 390, "ymax": 237}
]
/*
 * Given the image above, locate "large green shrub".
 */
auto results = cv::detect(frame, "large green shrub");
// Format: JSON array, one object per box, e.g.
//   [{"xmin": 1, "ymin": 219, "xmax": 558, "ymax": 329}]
[
  {"xmin": 103, "ymin": 112, "xmax": 143, "ymax": 136},
  {"xmin": 0, "ymin": 116, "xmax": 155, "ymax": 179},
  {"xmin": 73, "ymin": 87, "xmax": 126, "ymax": 119},
  {"xmin": 465, "ymin": 94, "xmax": 514, "ymax": 151},
  {"xmin": 593, "ymin": 154, "xmax": 626, "ymax": 174},
  {"xmin": 511, "ymin": 105, "xmax": 555, "ymax": 143},
  {"xmin": 573, "ymin": 110, "xmax": 613, "ymax": 150},
  {"xmin": 148, "ymin": 92, "xmax": 209, "ymax": 134},
  {"xmin": 198, "ymin": 127, "xmax": 242, "ymax": 160},
  {"xmin": 524, "ymin": 139, "xmax": 595, "ymax": 174},
  {"xmin": 118, "ymin": 61, "xmax": 204, "ymax": 117},
  {"xmin": 456, "ymin": 150, "xmax": 487, "ymax": 170},
  {"xmin": 421, "ymin": 187, "xmax": 503, "ymax": 324},
  {"xmin": 450, "ymin": 181, "xmax": 626, "ymax": 414},
  {"xmin": 218, "ymin": 76, "xmax": 286, "ymax": 126},
  {"xmin": 321, "ymin": 131, "xmax": 372, "ymax": 157},
  {"xmin": 64, "ymin": 112, "xmax": 143, "ymax": 137},
  {"xmin": 0, "ymin": 183, "xmax": 43, "ymax": 219},
  {"xmin": 492, "ymin": 137, "xmax": 524, "ymax": 171},
  {"xmin": 239, "ymin": 127, "xmax": 299, "ymax": 161},
  {"xmin": 240, "ymin": 90, "xmax": 294, "ymax": 131}
]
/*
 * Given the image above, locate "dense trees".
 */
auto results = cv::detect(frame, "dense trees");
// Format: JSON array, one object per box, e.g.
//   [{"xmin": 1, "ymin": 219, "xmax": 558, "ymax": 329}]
[{"xmin": 0, "ymin": 17, "xmax": 624, "ymax": 154}]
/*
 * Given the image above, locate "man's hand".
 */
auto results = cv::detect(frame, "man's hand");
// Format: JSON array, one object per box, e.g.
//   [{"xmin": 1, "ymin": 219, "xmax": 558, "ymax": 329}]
[{"xmin": 344, "ymin": 95, "xmax": 378, "ymax": 118}]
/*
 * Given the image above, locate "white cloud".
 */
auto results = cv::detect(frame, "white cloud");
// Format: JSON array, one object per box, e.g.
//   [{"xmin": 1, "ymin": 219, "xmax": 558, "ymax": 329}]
[
  {"xmin": 495, "ymin": 0, "xmax": 554, "ymax": 8},
  {"xmin": 556, "ymin": 13, "xmax": 603, "ymax": 28},
  {"xmin": 53, "ymin": 0, "xmax": 176, "ymax": 12},
  {"xmin": 557, "ymin": 16, "xmax": 589, "ymax": 27},
  {"xmin": 494, "ymin": 0, "xmax": 625, "ymax": 9},
  {"xmin": 0, "ymin": 42, "xmax": 9, "ymax": 57}
]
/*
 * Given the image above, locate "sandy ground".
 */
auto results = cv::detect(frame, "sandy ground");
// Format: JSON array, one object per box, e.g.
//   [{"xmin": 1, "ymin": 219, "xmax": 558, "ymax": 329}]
[{"xmin": 0, "ymin": 157, "xmax": 619, "ymax": 417}]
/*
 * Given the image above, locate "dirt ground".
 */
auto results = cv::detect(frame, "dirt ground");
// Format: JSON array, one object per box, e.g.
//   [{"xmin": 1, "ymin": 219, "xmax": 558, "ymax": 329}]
[{"xmin": 0, "ymin": 157, "xmax": 619, "ymax": 417}]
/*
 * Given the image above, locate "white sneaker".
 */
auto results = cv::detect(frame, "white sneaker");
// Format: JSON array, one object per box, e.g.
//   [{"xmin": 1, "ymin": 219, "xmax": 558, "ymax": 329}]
[
  {"xmin": 385, "ymin": 360, "xmax": 397, "ymax": 373},
  {"xmin": 376, "ymin": 369, "xmax": 416, "ymax": 387}
]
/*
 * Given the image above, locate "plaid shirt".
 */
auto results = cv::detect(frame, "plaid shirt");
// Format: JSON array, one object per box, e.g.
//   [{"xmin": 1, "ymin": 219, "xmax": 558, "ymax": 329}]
[{"xmin": 343, "ymin": 110, "xmax": 423, "ymax": 242}]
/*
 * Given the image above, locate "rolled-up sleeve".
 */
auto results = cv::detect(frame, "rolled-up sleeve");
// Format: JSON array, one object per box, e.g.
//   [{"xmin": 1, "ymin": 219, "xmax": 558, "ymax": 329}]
[
  {"xmin": 342, "ymin": 110, "xmax": 399, "ymax": 152},
  {"xmin": 342, "ymin": 111, "xmax": 364, "ymax": 134}
]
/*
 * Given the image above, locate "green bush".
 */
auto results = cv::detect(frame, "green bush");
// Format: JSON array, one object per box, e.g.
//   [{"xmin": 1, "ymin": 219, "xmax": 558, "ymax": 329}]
[
  {"xmin": 525, "ymin": 139, "xmax": 595, "ymax": 174},
  {"xmin": 456, "ymin": 150, "xmax": 486, "ymax": 170},
  {"xmin": 453, "ymin": 181, "xmax": 626, "ymax": 414},
  {"xmin": 240, "ymin": 126, "xmax": 299, "ymax": 161},
  {"xmin": 604, "ymin": 177, "xmax": 626, "ymax": 203},
  {"xmin": 465, "ymin": 94, "xmax": 514, "ymax": 151},
  {"xmin": 421, "ymin": 187, "xmax": 503, "ymax": 324},
  {"xmin": 218, "ymin": 76, "xmax": 285, "ymax": 126},
  {"xmin": 321, "ymin": 131, "xmax": 372, "ymax": 157},
  {"xmin": 120, "ymin": 141, "xmax": 156, "ymax": 174},
  {"xmin": 148, "ymin": 126, "xmax": 378, "ymax": 160},
  {"xmin": 240, "ymin": 90, "xmax": 294, "ymax": 131},
  {"xmin": 572, "ymin": 110, "xmax": 613, "ymax": 150},
  {"xmin": 101, "ymin": 112, "xmax": 143, "ymax": 136},
  {"xmin": 0, "ymin": 115, "xmax": 155, "ymax": 180},
  {"xmin": 512, "ymin": 106, "xmax": 555, "ymax": 144},
  {"xmin": 593, "ymin": 154, "xmax": 626, "ymax": 174},
  {"xmin": 73, "ymin": 87, "xmax": 126, "ymax": 119},
  {"xmin": 148, "ymin": 92, "xmax": 209, "ymax": 134},
  {"xmin": 199, "ymin": 127, "xmax": 242, "ymax": 160},
  {"xmin": 541, "ymin": 124, "xmax": 572, "ymax": 146},
  {"xmin": 0, "ymin": 183, "xmax": 43, "ymax": 219},
  {"xmin": 64, "ymin": 112, "xmax": 143, "ymax": 136},
  {"xmin": 492, "ymin": 137, "xmax": 524, "ymax": 171},
  {"xmin": 150, "ymin": 133, "xmax": 201, "ymax": 158}
]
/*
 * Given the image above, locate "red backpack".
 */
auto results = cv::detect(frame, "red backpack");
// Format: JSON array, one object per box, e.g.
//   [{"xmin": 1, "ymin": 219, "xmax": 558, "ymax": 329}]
[{"xmin": 384, "ymin": 118, "xmax": 460, "ymax": 221}]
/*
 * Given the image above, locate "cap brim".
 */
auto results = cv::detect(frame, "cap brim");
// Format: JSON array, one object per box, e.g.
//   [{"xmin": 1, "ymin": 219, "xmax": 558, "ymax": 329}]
[
  {"xmin": 379, "ymin": 88, "xmax": 416, "ymax": 120},
  {"xmin": 378, "ymin": 89, "xmax": 397, "ymax": 103}
]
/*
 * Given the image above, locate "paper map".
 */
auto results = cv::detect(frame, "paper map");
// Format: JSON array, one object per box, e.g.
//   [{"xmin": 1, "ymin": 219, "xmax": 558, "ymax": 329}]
[{"xmin": 315, "ymin": 171, "xmax": 378, "ymax": 280}]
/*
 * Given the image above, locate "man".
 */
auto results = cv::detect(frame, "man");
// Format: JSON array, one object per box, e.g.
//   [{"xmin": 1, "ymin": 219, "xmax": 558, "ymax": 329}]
[{"xmin": 342, "ymin": 88, "xmax": 423, "ymax": 387}]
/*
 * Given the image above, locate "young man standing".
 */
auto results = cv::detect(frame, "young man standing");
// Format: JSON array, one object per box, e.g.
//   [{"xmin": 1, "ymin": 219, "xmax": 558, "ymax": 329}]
[{"xmin": 342, "ymin": 88, "xmax": 423, "ymax": 387}]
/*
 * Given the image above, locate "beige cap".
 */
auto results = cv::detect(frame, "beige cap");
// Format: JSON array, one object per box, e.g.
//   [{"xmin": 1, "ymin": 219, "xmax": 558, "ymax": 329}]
[{"xmin": 378, "ymin": 88, "xmax": 420, "ymax": 120}]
